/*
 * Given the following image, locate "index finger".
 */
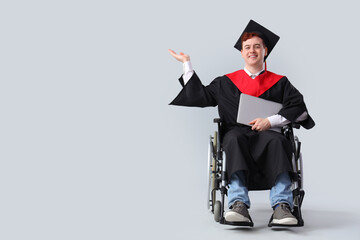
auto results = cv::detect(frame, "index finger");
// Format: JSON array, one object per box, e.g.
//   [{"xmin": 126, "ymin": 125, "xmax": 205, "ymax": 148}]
[
  {"xmin": 249, "ymin": 119, "xmax": 257, "ymax": 125},
  {"xmin": 168, "ymin": 49, "xmax": 177, "ymax": 56}
]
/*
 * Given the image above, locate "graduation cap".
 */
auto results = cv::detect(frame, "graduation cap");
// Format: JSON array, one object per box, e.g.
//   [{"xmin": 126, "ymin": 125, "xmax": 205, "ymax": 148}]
[{"xmin": 234, "ymin": 19, "xmax": 280, "ymax": 61}]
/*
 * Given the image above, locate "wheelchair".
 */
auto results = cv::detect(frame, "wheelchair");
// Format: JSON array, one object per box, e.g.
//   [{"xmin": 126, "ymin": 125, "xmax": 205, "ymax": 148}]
[{"xmin": 207, "ymin": 118, "xmax": 305, "ymax": 227}]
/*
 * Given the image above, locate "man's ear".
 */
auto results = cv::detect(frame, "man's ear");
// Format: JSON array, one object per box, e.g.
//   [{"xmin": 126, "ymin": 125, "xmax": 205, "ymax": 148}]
[
  {"xmin": 240, "ymin": 49, "xmax": 244, "ymax": 58},
  {"xmin": 265, "ymin": 47, "xmax": 268, "ymax": 56}
]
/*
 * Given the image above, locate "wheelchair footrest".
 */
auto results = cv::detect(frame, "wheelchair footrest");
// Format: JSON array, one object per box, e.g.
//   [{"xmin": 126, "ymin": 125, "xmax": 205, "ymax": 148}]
[
  {"xmin": 221, "ymin": 217, "xmax": 254, "ymax": 227},
  {"xmin": 268, "ymin": 222, "xmax": 304, "ymax": 227}
]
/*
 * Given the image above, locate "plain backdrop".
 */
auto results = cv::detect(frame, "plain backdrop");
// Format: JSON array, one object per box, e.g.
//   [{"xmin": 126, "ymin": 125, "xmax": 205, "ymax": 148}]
[{"xmin": 1, "ymin": 0, "xmax": 360, "ymax": 239}]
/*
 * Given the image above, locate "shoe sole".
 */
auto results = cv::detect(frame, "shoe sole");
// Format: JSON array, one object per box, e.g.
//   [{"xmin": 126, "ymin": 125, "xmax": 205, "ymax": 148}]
[
  {"xmin": 225, "ymin": 212, "xmax": 251, "ymax": 223},
  {"xmin": 272, "ymin": 217, "xmax": 298, "ymax": 225}
]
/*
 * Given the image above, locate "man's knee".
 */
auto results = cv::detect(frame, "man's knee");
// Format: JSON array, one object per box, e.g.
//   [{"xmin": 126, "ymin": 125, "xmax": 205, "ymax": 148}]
[
  {"xmin": 259, "ymin": 131, "xmax": 290, "ymax": 148},
  {"xmin": 223, "ymin": 130, "xmax": 248, "ymax": 147}
]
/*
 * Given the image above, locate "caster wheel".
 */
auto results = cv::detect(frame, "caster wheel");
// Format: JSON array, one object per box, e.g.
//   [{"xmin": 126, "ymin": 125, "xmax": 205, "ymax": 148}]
[{"xmin": 214, "ymin": 201, "xmax": 221, "ymax": 222}]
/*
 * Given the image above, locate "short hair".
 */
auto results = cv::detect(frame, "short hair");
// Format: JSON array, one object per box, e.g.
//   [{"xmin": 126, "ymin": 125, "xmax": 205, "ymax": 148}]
[{"xmin": 241, "ymin": 32, "xmax": 266, "ymax": 48}]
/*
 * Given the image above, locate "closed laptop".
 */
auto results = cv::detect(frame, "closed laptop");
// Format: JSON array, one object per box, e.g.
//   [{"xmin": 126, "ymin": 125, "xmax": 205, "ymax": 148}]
[{"xmin": 237, "ymin": 94, "xmax": 283, "ymax": 126}]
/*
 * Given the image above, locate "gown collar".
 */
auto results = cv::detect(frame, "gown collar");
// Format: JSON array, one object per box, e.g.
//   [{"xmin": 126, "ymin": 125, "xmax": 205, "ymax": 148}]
[
  {"xmin": 244, "ymin": 66, "xmax": 265, "ymax": 79},
  {"xmin": 225, "ymin": 69, "xmax": 284, "ymax": 97}
]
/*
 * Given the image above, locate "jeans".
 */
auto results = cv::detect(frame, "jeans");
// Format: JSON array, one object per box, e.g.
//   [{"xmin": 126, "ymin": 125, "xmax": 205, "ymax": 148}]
[{"xmin": 228, "ymin": 171, "xmax": 293, "ymax": 209}]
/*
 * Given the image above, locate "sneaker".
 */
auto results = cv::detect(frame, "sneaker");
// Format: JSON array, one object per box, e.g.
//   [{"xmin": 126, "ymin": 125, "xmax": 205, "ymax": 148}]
[
  {"xmin": 225, "ymin": 201, "xmax": 251, "ymax": 222},
  {"xmin": 271, "ymin": 203, "xmax": 298, "ymax": 225}
]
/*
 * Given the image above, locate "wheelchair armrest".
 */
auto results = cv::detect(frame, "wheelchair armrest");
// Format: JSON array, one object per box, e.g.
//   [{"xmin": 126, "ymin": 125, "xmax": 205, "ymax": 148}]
[
  {"xmin": 282, "ymin": 123, "xmax": 301, "ymax": 131},
  {"xmin": 213, "ymin": 118, "xmax": 222, "ymax": 123}
]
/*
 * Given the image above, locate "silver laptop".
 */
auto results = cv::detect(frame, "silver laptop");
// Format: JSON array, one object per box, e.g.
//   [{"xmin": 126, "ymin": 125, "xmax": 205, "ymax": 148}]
[{"xmin": 237, "ymin": 94, "xmax": 283, "ymax": 126}]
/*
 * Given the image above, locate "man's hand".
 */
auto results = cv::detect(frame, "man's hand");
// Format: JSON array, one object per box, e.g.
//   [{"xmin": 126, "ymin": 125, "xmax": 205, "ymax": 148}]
[
  {"xmin": 168, "ymin": 49, "xmax": 190, "ymax": 63},
  {"xmin": 249, "ymin": 118, "xmax": 271, "ymax": 131}
]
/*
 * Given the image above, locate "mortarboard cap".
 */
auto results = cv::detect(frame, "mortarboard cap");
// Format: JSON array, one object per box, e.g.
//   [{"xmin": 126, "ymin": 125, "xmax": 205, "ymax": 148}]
[{"xmin": 234, "ymin": 19, "xmax": 280, "ymax": 61}]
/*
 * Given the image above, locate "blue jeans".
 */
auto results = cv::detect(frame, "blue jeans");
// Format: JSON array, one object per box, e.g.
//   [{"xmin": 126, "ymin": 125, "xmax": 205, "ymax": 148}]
[{"xmin": 228, "ymin": 171, "xmax": 293, "ymax": 209}]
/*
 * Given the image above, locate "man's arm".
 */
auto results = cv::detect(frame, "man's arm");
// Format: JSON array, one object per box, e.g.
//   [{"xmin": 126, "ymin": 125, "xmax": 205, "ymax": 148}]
[
  {"xmin": 267, "ymin": 111, "xmax": 308, "ymax": 128},
  {"xmin": 249, "ymin": 112, "xmax": 308, "ymax": 131},
  {"xmin": 183, "ymin": 61, "xmax": 194, "ymax": 84},
  {"xmin": 168, "ymin": 49, "xmax": 194, "ymax": 84},
  {"xmin": 169, "ymin": 49, "xmax": 218, "ymax": 108}
]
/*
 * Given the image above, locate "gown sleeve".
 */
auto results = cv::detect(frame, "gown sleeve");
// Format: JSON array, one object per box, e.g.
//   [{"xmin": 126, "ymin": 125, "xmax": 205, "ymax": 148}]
[
  {"xmin": 169, "ymin": 71, "xmax": 220, "ymax": 108},
  {"xmin": 278, "ymin": 77, "xmax": 315, "ymax": 129}
]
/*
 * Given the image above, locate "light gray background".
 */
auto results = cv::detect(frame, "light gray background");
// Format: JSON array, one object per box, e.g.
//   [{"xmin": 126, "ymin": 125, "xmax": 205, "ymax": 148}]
[{"xmin": 1, "ymin": 0, "xmax": 359, "ymax": 239}]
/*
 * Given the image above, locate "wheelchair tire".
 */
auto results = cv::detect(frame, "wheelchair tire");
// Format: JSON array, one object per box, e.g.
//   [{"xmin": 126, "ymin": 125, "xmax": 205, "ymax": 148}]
[
  {"xmin": 214, "ymin": 201, "xmax": 221, "ymax": 222},
  {"xmin": 207, "ymin": 136, "xmax": 213, "ymax": 210},
  {"xmin": 213, "ymin": 131, "xmax": 218, "ymax": 156},
  {"xmin": 211, "ymin": 156, "xmax": 216, "ymax": 205}
]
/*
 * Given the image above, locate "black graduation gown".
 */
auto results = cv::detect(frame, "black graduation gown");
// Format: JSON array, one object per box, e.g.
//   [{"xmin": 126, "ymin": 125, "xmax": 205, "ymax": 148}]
[{"xmin": 170, "ymin": 70, "xmax": 315, "ymax": 190}]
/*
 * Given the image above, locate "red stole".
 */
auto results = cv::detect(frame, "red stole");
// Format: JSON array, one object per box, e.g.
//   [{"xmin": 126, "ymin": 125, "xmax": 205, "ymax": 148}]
[{"xmin": 226, "ymin": 70, "xmax": 283, "ymax": 97}]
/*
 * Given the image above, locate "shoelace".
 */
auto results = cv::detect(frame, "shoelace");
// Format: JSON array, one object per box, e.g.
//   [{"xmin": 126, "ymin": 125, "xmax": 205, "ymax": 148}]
[
  {"xmin": 233, "ymin": 202, "xmax": 246, "ymax": 211},
  {"xmin": 279, "ymin": 204, "xmax": 292, "ymax": 214},
  {"xmin": 281, "ymin": 204, "xmax": 290, "ymax": 210}
]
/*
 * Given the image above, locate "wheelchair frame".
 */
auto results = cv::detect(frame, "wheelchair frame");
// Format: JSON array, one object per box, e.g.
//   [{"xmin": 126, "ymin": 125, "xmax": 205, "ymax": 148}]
[{"xmin": 207, "ymin": 118, "xmax": 305, "ymax": 227}]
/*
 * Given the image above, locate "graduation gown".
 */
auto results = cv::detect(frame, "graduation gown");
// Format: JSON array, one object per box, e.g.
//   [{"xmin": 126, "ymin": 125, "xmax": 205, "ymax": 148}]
[{"xmin": 170, "ymin": 70, "xmax": 315, "ymax": 190}]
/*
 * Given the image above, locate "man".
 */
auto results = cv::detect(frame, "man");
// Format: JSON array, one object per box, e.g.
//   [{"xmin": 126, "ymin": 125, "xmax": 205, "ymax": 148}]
[{"xmin": 169, "ymin": 20, "xmax": 315, "ymax": 226}]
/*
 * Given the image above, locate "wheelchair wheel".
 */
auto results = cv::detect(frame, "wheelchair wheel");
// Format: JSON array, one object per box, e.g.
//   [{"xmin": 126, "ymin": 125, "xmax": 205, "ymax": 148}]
[
  {"xmin": 207, "ymin": 131, "xmax": 219, "ymax": 211},
  {"xmin": 211, "ymin": 132, "xmax": 218, "ymax": 207},
  {"xmin": 207, "ymin": 136, "xmax": 213, "ymax": 210},
  {"xmin": 213, "ymin": 131, "xmax": 218, "ymax": 158},
  {"xmin": 214, "ymin": 201, "xmax": 221, "ymax": 222},
  {"xmin": 299, "ymin": 152, "xmax": 304, "ymax": 189}
]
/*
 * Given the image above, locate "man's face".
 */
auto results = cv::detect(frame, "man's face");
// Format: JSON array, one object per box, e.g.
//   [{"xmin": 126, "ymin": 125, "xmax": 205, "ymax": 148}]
[{"xmin": 241, "ymin": 36, "xmax": 268, "ymax": 68}]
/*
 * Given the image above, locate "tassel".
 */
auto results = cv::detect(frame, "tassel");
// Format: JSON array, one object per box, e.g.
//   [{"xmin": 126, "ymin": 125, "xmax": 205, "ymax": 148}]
[{"xmin": 265, "ymin": 61, "xmax": 267, "ymax": 72}]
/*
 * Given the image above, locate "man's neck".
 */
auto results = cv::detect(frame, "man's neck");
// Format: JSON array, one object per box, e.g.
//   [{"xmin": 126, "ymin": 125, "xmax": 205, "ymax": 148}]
[{"xmin": 244, "ymin": 64, "xmax": 264, "ymax": 75}]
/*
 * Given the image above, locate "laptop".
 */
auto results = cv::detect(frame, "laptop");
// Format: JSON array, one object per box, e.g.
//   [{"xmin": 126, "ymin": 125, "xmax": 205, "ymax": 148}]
[{"xmin": 237, "ymin": 94, "xmax": 283, "ymax": 126}]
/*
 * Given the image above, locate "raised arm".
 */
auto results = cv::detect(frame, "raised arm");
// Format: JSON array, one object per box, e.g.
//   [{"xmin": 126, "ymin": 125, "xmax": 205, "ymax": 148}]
[
  {"xmin": 169, "ymin": 49, "xmax": 219, "ymax": 108},
  {"xmin": 168, "ymin": 49, "xmax": 194, "ymax": 84}
]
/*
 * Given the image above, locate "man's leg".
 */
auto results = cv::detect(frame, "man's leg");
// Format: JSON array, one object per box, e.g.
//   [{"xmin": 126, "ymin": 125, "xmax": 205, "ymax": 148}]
[
  {"xmin": 225, "ymin": 171, "xmax": 251, "ymax": 223},
  {"xmin": 228, "ymin": 170, "xmax": 250, "ymax": 207},
  {"xmin": 249, "ymin": 130, "xmax": 293, "ymax": 189},
  {"xmin": 270, "ymin": 171, "xmax": 297, "ymax": 225},
  {"xmin": 270, "ymin": 171, "xmax": 293, "ymax": 208},
  {"xmin": 222, "ymin": 126, "xmax": 254, "ymax": 188}
]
